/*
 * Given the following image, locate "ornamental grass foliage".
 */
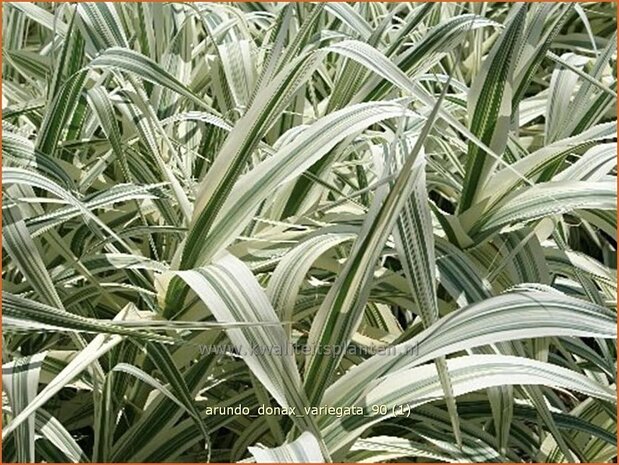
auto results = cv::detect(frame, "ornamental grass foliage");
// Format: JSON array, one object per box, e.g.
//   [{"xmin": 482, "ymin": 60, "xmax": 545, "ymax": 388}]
[{"xmin": 1, "ymin": 2, "xmax": 617, "ymax": 463}]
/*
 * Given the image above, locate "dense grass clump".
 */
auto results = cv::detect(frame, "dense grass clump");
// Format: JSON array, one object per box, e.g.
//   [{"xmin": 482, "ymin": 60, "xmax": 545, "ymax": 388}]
[{"xmin": 2, "ymin": 2, "xmax": 617, "ymax": 462}]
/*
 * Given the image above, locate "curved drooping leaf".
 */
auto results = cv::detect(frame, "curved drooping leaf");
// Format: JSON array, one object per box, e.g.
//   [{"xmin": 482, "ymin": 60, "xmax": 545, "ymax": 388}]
[
  {"xmin": 323, "ymin": 354, "xmax": 615, "ymax": 452},
  {"xmin": 324, "ymin": 290, "xmax": 616, "ymax": 409},
  {"xmin": 249, "ymin": 431, "xmax": 324, "ymax": 463}
]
